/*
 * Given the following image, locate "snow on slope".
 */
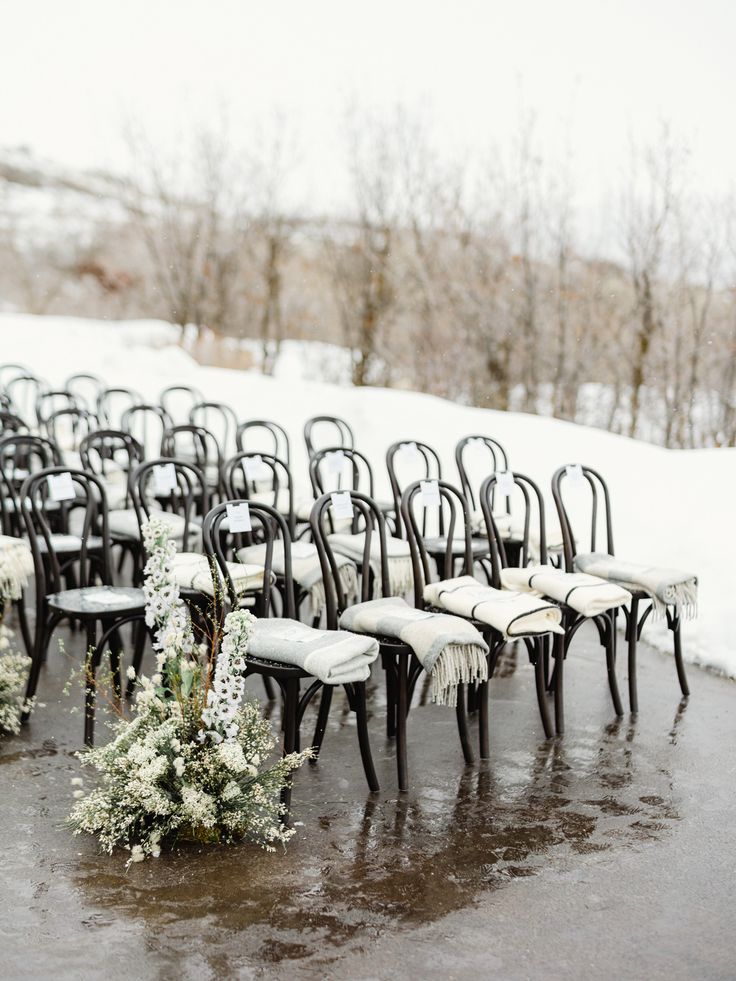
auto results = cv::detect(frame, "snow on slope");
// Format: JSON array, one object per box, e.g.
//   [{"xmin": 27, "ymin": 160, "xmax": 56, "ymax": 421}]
[{"xmin": 2, "ymin": 313, "xmax": 734, "ymax": 678}]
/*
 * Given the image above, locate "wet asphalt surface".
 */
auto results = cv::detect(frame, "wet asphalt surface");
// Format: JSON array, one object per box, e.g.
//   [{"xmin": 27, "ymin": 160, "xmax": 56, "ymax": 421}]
[{"xmin": 1, "ymin": 616, "xmax": 735, "ymax": 981}]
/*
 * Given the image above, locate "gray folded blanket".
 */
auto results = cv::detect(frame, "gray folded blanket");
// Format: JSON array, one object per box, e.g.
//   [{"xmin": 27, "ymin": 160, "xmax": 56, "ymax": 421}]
[
  {"xmin": 574, "ymin": 552, "xmax": 697, "ymax": 618},
  {"xmin": 247, "ymin": 617, "xmax": 379, "ymax": 684},
  {"xmin": 339, "ymin": 596, "xmax": 489, "ymax": 706}
]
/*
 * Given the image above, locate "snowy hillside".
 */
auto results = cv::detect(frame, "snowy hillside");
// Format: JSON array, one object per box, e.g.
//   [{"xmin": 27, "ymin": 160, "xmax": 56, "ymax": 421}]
[{"xmin": 1, "ymin": 312, "xmax": 734, "ymax": 678}]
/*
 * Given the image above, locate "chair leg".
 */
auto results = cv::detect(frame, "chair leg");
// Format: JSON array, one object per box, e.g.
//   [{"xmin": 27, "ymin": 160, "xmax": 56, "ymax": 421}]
[
  {"xmin": 395, "ymin": 655, "xmax": 409, "ymax": 792},
  {"xmin": 627, "ymin": 596, "xmax": 639, "ymax": 713},
  {"xmin": 15, "ymin": 594, "xmax": 33, "ymax": 658},
  {"xmin": 263, "ymin": 675, "xmax": 277, "ymax": 701},
  {"xmin": 672, "ymin": 616, "xmax": 690, "ymax": 697},
  {"xmin": 385, "ymin": 656, "xmax": 397, "ymax": 739},
  {"xmin": 84, "ymin": 621, "xmax": 100, "ymax": 747},
  {"xmin": 352, "ymin": 682, "xmax": 379, "ymax": 792},
  {"xmin": 478, "ymin": 679, "xmax": 490, "ymax": 759},
  {"xmin": 604, "ymin": 616, "xmax": 624, "ymax": 716},
  {"xmin": 533, "ymin": 639, "xmax": 555, "ymax": 738},
  {"xmin": 553, "ymin": 632, "xmax": 565, "ymax": 736},
  {"xmin": 22, "ymin": 607, "xmax": 58, "ymax": 719},
  {"xmin": 280, "ymin": 678, "xmax": 300, "ymax": 818},
  {"xmin": 455, "ymin": 683, "xmax": 474, "ymax": 765},
  {"xmin": 309, "ymin": 685, "xmax": 333, "ymax": 763}
]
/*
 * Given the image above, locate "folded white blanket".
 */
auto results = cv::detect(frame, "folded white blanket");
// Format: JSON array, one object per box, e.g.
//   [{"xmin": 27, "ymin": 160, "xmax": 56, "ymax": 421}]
[
  {"xmin": 108, "ymin": 508, "xmax": 201, "ymax": 547},
  {"xmin": 501, "ymin": 564, "xmax": 630, "ymax": 618},
  {"xmin": 574, "ymin": 552, "xmax": 697, "ymax": 618},
  {"xmin": 171, "ymin": 552, "xmax": 265, "ymax": 598},
  {"xmin": 237, "ymin": 541, "xmax": 358, "ymax": 616},
  {"xmin": 247, "ymin": 617, "xmax": 379, "ymax": 684},
  {"xmin": 0, "ymin": 535, "xmax": 33, "ymax": 603},
  {"xmin": 329, "ymin": 532, "xmax": 413, "ymax": 597},
  {"xmin": 424, "ymin": 575, "xmax": 564, "ymax": 638},
  {"xmin": 339, "ymin": 595, "xmax": 488, "ymax": 706},
  {"xmin": 471, "ymin": 510, "xmax": 513, "ymax": 538}
]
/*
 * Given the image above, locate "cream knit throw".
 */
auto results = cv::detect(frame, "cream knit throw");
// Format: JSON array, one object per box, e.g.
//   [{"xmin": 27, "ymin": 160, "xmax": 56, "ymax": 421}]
[
  {"xmin": 328, "ymin": 533, "xmax": 414, "ymax": 598},
  {"xmin": 574, "ymin": 552, "xmax": 697, "ymax": 619},
  {"xmin": 501, "ymin": 565, "xmax": 630, "ymax": 618}
]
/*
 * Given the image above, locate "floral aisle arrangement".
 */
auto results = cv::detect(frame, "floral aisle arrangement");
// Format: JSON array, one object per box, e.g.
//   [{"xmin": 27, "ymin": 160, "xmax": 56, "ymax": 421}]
[
  {"xmin": 69, "ymin": 516, "xmax": 309, "ymax": 864},
  {"xmin": 0, "ymin": 541, "xmax": 34, "ymax": 736}
]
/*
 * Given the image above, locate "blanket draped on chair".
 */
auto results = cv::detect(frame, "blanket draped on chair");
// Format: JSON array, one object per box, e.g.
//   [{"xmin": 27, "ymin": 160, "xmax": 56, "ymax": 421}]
[
  {"xmin": 237, "ymin": 541, "xmax": 358, "ymax": 616},
  {"xmin": 328, "ymin": 533, "xmax": 414, "ymax": 597},
  {"xmin": 500, "ymin": 565, "xmax": 630, "ymax": 618},
  {"xmin": 423, "ymin": 575, "xmax": 565, "ymax": 638},
  {"xmin": 247, "ymin": 617, "xmax": 379, "ymax": 684},
  {"xmin": 0, "ymin": 535, "xmax": 33, "ymax": 603},
  {"xmin": 574, "ymin": 553, "xmax": 697, "ymax": 618},
  {"xmin": 338, "ymin": 595, "xmax": 489, "ymax": 707}
]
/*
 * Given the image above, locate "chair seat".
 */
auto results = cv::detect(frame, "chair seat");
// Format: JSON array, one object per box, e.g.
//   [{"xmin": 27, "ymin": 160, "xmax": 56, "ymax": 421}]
[
  {"xmin": 39, "ymin": 533, "xmax": 103, "ymax": 554},
  {"xmin": 424, "ymin": 536, "xmax": 489, "ymax": 557},
  {"xmin": 47, "ymin": 585, "xmax": 145, "ymax": 617},
  {"xmin": 171, "ymin": 552, "xmax": 265, "ymax": 598}
]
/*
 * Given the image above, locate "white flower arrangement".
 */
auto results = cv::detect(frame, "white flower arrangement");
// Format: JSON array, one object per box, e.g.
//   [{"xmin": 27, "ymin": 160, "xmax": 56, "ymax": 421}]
[
  {"xmin": 69, "ymin": 516, "xmax": 309, "ymax": 864},
  {"xmin": 0, "ymin": 541, "xmax": 35, "ymax": 736}
]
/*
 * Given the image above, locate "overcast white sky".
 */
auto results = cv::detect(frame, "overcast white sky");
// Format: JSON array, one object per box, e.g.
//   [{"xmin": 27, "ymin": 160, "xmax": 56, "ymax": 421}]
[{"xmin": 1, "ymin": 0, "xmax": 734, "ymax": 230}]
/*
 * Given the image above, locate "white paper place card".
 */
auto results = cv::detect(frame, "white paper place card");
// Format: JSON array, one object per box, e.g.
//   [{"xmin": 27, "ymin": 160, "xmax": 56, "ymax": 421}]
[
  {"xmin": 47, "ymin": 472, "xmax": 75, "ymax": 502},
  {"xmin": 153, "ymin": 463, "xmax": 177, "ymax": 495},
  {"xmin": 325, "ymin": 450, "xmax": 346, "ymax": 474},
  {"xmin": 420, "ymin": 479, "xmax": 440, "ymax": 507},
  {"xmin": 565, "ymin": 463, "xmax": 586, "ymax": 487},
  {"xmin": 330, "ymin": 491, "xmax": 354, "ymax": 519},
  {"xmin": 226, "ymin": 502, "xmax": 252, "ymax": 533},
  {"xmin": 291, "ymin": 541, "xmax": 316, "ymax": 558},
  {"xmin": 400, "ymin": 441, "xmax": 421, "ymax": 461},
  {"xmin": 495, "ymin": 470, "xmax": 515, "ymax": 496},
  {"xmin": 242, "ymin": 455, "xmax": 270, "ymax": 481}
]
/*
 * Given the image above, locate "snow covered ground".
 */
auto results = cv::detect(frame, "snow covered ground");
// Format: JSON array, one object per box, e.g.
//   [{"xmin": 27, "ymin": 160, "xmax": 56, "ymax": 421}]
[{"xmin": 1, "ymin": 312, "xmax": 734, "ymax": 678}]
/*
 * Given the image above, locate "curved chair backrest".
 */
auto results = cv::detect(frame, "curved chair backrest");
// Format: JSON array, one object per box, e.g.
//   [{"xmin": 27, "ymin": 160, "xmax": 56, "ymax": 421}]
[
  {"xmin": 0, "ymin": 409, "xmax": 29, "ymax": 435},
  {"xmin": 36, "ymin": 390, "xmax": 80, "ymax": 434},
  {"xmin": 161, "ymin": 424, "xmax": 222, "ymax": 483},
  {"xmin": 64, "ymin": 372, "xmax": 106, "ymax": 410},
  {"xmin": 551, "ymin": 464, "xmax": 615, "ymax": 572},
  {"xmin": 203, "ymin": 499, "xmax": 294, "ymax": 620},
  {"xmin": 120, "ymin": 403, "xmax": 173, "ymax": 459},
  {"xmin": 159, "ymin": 384, "xmax": 204, "ymax": 424},
  {"xmin": 309, "ymin": 446, "xmax": 374, "ymax": 502},
  {"xmin": 479, "ymin": 471, "xmax": 548, "ymax": 588},
  {"xmin": 46, "ymin": 407, "xmax": 99, "ymax": 452},
  {"xmin": 131, "ymin": 458, "xmax": 208, "ymax": 546},
  {"xmin": 304, "ymin": 415, "xmax": 354, "ymax": 458},
  {"xmin": 386, "ymin": 440, "xmax": 442, "ymax": 537},
  {"xmin": 400, "ymin": 479, "xmax": 474, "ymax": 607},
  {"xmin": 0, "ymin": 434, "xmax": 62, "ymax": 534},
  {"xmin": 222, "ymin": 451, "xmax": 295, "ymax": 533},
  {"xmin": 235, "ymin": 419, "xmax": 291, "ymax": 467},
  {"xmin": 6, "ymin": 374, "xmax": 46, "ymax": 428},
  {"xmin": 310, "ymin": 490, "xmax": 390, "ymax": 629},
  {"xmin": 20, "ymin": 466, "xmax": 113, "ymax": 594},
  {"xmin": 0, "ymin": 363, "xmax": 31, "ymax": 392},
  {"xmin": 96, "ymin": 387, "xmax": 143, "ymax": 429},
  {"xmin": 455, "ymin": 435, "xmax": 510, "ymax": 511},
  {"xmin": 189, "ymin": 401, "xmax": 238, "ymax": 457},
  {"xmin": 80, "ymin": 429, "xmax": 144, "ymax": 508}
]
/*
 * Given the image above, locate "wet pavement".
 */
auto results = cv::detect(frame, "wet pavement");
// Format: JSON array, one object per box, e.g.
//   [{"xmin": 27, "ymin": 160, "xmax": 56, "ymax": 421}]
[{"xmin": 2, "ymin": 619, "xmax": 735, "ymax": 980}]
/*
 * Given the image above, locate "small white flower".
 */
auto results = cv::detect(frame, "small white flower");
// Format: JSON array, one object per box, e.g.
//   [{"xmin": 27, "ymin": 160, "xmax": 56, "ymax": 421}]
[
  {"xmin": 126, "ymin": 666, "xmax": 136, "ymax": 680},
  {"xmin": 151, "ymin": 673, "xmax": 162, "ymax": 686},
  {"xmin": 173, "ymin": 757, "xmax": 185, "ymax": 777},
  {"xmin": 130, "ymin": 845, "xmax": 145, "ymax": 863}
]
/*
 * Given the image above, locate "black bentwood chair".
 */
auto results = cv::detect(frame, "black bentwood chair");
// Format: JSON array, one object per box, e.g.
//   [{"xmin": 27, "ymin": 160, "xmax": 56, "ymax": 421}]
[
  {"xmin": 159, "ymin": 384, "xmax": 204, "ymax": 425},
  {"xmin": 386, "ymin": 439, "xmax": 442, "ymax": 538},
  {"xmin": 311, "ymin": 489, "xmax": 475, "ymax": 791},
  {"xmin": 236, "ymin": 419, "xmax": 291, "ymax": 468},
  {"xmin": 551, "ymin": 464, "xmax": 691, "ymax": 713},
  {"xmin": 480, "ymin": 471, "xmax": 624, "ymax": 736},
  {"xmin": 20, "ymin": 467, "xmax": 145, "ymax": 745},
  {"xmin": 203, "ymin": 499, "xmax": 379, "ymax": 809},
  {"xmin": 303, "ymin": 414, "xmax": 354, "ymax": 458}
]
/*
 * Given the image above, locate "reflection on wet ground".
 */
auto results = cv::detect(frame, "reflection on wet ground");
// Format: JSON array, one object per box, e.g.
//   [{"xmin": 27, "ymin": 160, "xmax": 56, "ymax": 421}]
[{"xmin": 1, "ymin": 621, "xmax": 733, "ymax": 979}]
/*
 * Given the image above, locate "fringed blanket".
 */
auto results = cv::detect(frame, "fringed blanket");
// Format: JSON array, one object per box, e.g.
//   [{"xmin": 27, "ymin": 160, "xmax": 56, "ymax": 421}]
[
  {"xmin": 328, "ymin": 533, "xmax": 414, "ymax": 598},
  {"xmin": 0, "ymin": 536, "xmax": 33, "ymax": 604},
  {"xmin": 424, "ymin": 575, "xmax": 565, "ymax": 638},
  {"xmin": 501, "ymin": 565, "xmax": 630, "ymax": 618},
  {"xmin": 170, "ymin": 552, "xmax": 265, "ymax": 599},
  {"xmin": 339, "ymin": 596, "xmax": 488, "ymax": 706},
  {"xmin": 237, "ymin": 541, "xmax": 358, "ymax": 616},
  {"xmin": 247, "ymin": 617, "xmax": 379, "ymax": 684},
  {"xmin": 574, "ymin": 552, "xmax": 698, "ymax": 619}
]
